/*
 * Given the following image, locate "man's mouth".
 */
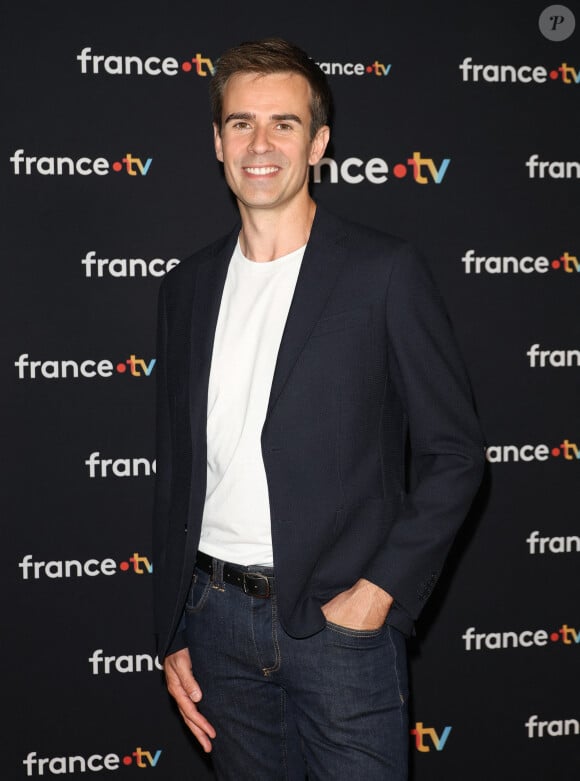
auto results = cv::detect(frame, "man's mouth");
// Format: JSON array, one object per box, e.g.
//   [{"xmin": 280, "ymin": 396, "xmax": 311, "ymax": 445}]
[{"xmin": 243, "ymin": 166, "xmax": 280, "ymax": 175}]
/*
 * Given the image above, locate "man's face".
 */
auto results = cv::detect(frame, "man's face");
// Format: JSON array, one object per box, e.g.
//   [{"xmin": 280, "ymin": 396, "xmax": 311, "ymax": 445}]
[{"xmin": 213, "ymin": 71, "xmax": 329, "ymax": 213}]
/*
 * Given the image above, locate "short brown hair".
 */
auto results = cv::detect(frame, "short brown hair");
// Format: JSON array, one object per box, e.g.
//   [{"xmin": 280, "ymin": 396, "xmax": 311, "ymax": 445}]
[{"xmin": 210, "ymin": 38, "xmax": 332, "ymax": 139}]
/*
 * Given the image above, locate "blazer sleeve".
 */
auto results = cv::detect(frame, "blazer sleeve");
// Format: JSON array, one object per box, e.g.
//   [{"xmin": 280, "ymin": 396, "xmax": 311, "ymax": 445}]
[{"xmin": 364, "ymin": 242, "xmax": 486, "ymax": 620}]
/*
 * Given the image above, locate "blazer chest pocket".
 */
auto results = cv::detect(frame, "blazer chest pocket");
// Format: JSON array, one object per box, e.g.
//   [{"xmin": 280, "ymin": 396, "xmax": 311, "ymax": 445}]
[{"xmin": 309, "ymin": 306, "xmax": 369, "ymax": 339}]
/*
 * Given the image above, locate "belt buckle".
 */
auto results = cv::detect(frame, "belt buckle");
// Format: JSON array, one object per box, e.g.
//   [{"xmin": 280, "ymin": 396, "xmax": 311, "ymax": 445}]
[{"xmin": 242, "ymin": 572, "xmax": 271, "ymax": 598}]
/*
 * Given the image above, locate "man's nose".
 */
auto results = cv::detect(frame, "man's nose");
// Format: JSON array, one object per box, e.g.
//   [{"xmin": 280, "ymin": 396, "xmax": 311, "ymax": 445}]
[{"xmin": 249, "ymin": 126, "xmax": 273, "ymax": 154}]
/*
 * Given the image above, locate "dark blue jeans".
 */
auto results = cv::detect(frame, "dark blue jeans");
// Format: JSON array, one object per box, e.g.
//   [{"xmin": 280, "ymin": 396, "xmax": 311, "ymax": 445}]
[{"xmin": 185, "ymin": 557, "xmax": 409, "ymax": 780}]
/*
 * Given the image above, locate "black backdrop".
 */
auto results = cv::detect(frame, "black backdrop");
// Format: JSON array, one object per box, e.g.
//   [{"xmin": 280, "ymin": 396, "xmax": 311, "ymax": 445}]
[{"xmin": 3, "ymin": 2, "xmax": 579, "ymax": 779}]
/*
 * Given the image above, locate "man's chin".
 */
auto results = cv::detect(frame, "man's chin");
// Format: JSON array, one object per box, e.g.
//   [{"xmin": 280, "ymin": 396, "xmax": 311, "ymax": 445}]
[{"xmin": 236, "ymin": 193, "xmax": 285, "ymax": 211}]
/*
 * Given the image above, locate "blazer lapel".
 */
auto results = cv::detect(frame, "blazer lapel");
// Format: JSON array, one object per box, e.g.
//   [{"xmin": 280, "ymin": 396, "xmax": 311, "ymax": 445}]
[
  {"xmin": 265, "ymin": 206, "xmax": 349, "ymax": 422},
  {"xmin": 189, "ymin": 227, "xmax": 239, "ymax": 485}
]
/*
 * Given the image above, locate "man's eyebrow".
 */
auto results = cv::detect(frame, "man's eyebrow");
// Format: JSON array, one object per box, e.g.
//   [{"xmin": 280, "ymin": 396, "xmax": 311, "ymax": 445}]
[
  {"xmin": 224, "ymin": 112, "xmax": 255, "ymax": 124},
  {"xmin": 223, "ymin": 112, "xmax": 303, "ymax": 124},
  {"xmin": 271, "ymin": 114, "xmax": 302, "ymax": 124}
]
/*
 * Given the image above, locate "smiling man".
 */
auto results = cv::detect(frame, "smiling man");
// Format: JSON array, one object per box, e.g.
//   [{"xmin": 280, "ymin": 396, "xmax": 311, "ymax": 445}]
[
  {"xmin": 153, "ymin": 38, "xmax": 485, "ymax": 780},
  {"xmin": 215, "ymin": 72, "xmax": 326, "ymax": 219}
]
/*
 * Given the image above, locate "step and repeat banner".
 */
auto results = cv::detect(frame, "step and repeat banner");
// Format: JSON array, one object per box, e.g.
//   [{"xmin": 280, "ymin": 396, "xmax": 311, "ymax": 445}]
[{"xmin": 2, "ymin": 2, "xmax": 578, "ymax": 779}]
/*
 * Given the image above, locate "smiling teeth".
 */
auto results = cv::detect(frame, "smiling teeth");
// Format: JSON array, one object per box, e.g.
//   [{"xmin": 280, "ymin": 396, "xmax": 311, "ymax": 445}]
[{"xmin": 245, "ymin": 166, "xmax": 278, "ymax": 174}]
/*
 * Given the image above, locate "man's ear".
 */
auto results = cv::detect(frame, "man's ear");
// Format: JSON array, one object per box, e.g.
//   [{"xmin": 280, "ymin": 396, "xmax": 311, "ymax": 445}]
[
  {"xmin": 213, "ymin": 123, "xmax": 224, "ymax": 162},
  {"xmin": 309, "ymin": 125, "xmax": 330, "ymax": 166}
]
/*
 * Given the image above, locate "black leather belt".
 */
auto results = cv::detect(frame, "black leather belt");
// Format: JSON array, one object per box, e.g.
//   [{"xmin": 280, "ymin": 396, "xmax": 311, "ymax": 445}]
[{"xmin": 196, "ymin": 551, "xmax": 274, "ymax": 598}]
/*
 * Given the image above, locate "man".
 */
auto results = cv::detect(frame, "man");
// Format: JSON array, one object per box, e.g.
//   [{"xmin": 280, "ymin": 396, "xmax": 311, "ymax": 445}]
[{"xmin": 153, "ymin": 37, "xmax": 484, "ymax": 780}]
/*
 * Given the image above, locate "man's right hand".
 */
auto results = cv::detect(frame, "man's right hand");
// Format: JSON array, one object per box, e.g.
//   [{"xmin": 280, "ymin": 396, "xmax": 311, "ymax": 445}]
[{"xmin": 163, "ymin": 647, "xmax": 216, "ymax": 752}]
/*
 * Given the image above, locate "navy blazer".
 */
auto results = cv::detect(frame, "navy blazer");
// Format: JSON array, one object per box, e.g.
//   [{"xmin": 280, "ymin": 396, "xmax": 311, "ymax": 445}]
[{"xmin": 152, "ymin": 205, "xmax": 485, "ymax": 660}]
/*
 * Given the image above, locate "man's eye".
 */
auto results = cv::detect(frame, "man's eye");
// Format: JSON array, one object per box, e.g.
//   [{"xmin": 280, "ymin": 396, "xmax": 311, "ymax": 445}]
[
  {"xmin": 276, "ymin": 123, "xmax": 292, "ymax": 131},
  {"xmin": 233, "ymin": 121, "xmax": 251, "ymax": 130}
]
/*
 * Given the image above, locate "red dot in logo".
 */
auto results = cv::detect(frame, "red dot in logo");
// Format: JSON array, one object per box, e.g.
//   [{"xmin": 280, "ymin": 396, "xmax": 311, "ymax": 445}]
[
  {"xmin": 182, "ymin": 61, "xmax": 192, "ymax": 72},
  {"xmin": 393, "ymin": 163, "xmax": 407, "ymax": 178},
  {"xmin": 116, "ymin": 362, "xmax": 127, "ymax": 373},
  {"xmin": 119, "ymin": 561, "xmax": 129, "ymax": 571},
  {"xmin": 549, "ymin": 70, "xmax": 559, "ymax": 80},
  {"xmin": 112, "ymin": 161, "xmax": 123, "ymax": 172},
  {"xmin": 551, "ymin": 259, "xmax": 561, "ymax": 269},
  {"xmin": 550, "ymin": 632, "xmax": 559, "ymax": 642},
  {"xmin": 366, "ymin": 65, "xmax": 373, "ymax": 73},
  {"xmin": 122, "ymin": 756, "xmax": 132, "ymax": 766},
  {"xmin": 551, "ymin": 447, "xmax": 560, "ymax": 457}
]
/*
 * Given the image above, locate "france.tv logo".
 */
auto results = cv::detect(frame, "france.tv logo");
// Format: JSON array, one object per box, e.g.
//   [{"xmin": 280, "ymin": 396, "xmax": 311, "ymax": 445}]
[
  {"xmin": 461, "ymin": 250, "xmax": 579, "ymax": 275},
  {"xmin": 18, "ymin": 552, "xmax": 153, "ymax": 580},
  {"xmin": 313, "ymin": 152, "xmax": 450, "ymax": 185},
  {"xmin": 459, "ymin": 57, "xmax": 580, "ymax": 85},
  {"xmin": 315, "ymin": 58, "xmax": 391, "ymax": 77},
  {"xmin": 77, "ymin": 46, "xmax": 215, "ymax": 76},
  {"xmin": 9, "ymin": 149, "xmax": 152, "ymax": 176},
  {"xmin": 23, "ymin": 746, "xmax": 162, "ymax": 775},
  {"xmin": 485, "ymin": 439, "xmax": 580, "ymax": 463},
  {"xmin": 410, "ymin": 723, "xmax": 452, "ymax": 752},
  {"xmin": 14, "ymin": 353, "xmax": 156, "ymax": 379}
]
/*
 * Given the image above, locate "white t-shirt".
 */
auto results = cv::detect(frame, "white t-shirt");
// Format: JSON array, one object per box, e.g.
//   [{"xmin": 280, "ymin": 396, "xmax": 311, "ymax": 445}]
[{"xmin": 198, "ymin": 239, "xmax": 305, "ymax": 566}]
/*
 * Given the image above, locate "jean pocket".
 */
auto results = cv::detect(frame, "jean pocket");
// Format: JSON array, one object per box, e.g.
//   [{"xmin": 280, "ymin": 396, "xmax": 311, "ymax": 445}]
[
  {"xmin": 325, "ymin": 620, "xmax": 386, "ymax": 639},
  {"xmin": 185, "ymin": 568, "xmax": 212, "ymax": 613}
]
